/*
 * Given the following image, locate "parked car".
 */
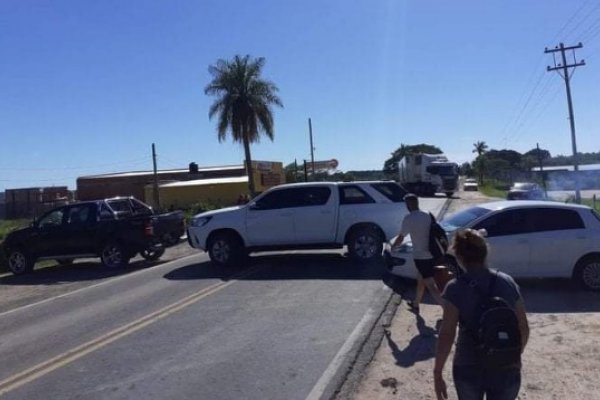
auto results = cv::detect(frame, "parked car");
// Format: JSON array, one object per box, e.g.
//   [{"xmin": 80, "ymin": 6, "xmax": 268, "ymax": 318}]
[
  {"xmin": 463, "ymin": 178, "xmax": 479, "ymax": 191},
  {"xmin": 507, "ymin": 182, "xmax": 545, "ymax": 200},
  {"xmin": 1, "ymin": 199, "xmax": 168, "ymax": 275},
  {"xmin": 187, "ymin": 181, "xmax": 409, "ymax": 266},
  {"xmin": 388, "ymin": 200, "xmax": 600, "ymax": 290}
]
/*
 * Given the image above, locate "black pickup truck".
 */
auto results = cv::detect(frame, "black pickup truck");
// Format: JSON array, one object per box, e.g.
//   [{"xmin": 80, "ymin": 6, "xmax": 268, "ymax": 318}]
[
  {"xmin": 104, "ymin": 197, "xmax": 185, "ymax": 247},
  {"xmin": 2, "ymin": 197, "xmax": 183, "ymax": 275}
]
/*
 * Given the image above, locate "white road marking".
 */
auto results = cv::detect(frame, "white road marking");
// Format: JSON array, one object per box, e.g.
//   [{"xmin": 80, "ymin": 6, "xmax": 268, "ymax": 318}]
[{"xmin": 305, "ymin": 307, "xmax": 377, "ymax": 400}]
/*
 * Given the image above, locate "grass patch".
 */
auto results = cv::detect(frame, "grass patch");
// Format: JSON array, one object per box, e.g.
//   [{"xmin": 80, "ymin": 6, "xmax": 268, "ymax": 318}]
[
  {"xmin": 580, "ymin": 198, "xmax": 600, "ymax": 212},
  {"xmin": 183, "ymin": 200, "xmax": 227, "ymax": 223},
  {"xmin": 479, "ymin": 183, "xmax": 507, "ymax": 199},
  {"xmin": 0, "ymin": 219, "xmax": 29, "ymax": 242}
]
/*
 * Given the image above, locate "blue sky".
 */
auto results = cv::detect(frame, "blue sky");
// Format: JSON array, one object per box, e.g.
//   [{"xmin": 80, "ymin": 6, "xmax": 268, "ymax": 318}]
[{"xmin": 1, "ymin": 0, "xmax": 600, "ymax": 191}]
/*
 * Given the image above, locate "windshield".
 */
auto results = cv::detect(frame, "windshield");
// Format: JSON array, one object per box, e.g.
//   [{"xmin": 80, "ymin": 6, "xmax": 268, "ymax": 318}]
[
  {"xmin": 441, "ymin": 206, "xmax": 492, "ymax": 232},
  {"xmin": 426, "ymin": 165, "xmax": 457, "ymax": 176}
]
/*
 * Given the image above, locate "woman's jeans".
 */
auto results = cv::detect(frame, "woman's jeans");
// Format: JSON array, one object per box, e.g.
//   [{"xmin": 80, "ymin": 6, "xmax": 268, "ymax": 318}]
[{"xmin": 453, "ymin": 365, "xmax": 521, "ymax": 400}]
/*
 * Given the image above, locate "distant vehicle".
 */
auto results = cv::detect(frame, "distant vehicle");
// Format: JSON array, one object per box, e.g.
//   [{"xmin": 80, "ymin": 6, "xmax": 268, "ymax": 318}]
[
  {"xmin": 388, "ymin": 200, "xmax": 600, "ymax": 291},
  {"xmin": 187, "ymin": 181, "xmax": 409, "ymax": 266},
  {"xmin": 398, "ymin": 153, "xmax": 459, "ymax": 197},
  {"xmin": 507, "ymin": 182, "xmax": 545, "ymax": 200},
  {"xmin": 463, "ymin": 178, "xmax": 479, "ymax": 191},
  {"xmin": 2, "ymin": 197, "xmax": 183, "ymax": 275}
]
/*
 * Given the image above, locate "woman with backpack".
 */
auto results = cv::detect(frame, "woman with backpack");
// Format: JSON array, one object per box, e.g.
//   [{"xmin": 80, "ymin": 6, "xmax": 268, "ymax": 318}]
[{"xmin": 433, "ymin": 229, "xmax": 530, "ymax": 400}]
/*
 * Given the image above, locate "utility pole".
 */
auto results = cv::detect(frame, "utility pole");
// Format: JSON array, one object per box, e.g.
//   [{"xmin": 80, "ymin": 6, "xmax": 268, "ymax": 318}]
[
  {"xmin": 545, "ymin": 42, "xmax": 585, "ymax": 203},
  {"xmin": 152, "ymin": 143, "xmax": 160, "ymax": 210},
  {"xmin": 303, "ymin": 160, "xmax": 308, "ymax": 182},
  {"xmin": 294, "ymin": 159, "xmax": 298, "ymax": 182},
  {"xmin": 537, "ymin": 143, "xmax": 547, "ymax": 196},
  {"xmin": 308, "ymin": 118, "xmax": 315, "ymax": 178}
]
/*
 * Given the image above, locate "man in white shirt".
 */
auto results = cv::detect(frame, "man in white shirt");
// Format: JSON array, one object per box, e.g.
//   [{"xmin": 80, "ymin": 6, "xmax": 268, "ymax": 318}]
[{"xmin": 392, "ymin": 194, "xmax": 443, "ymax": 312}]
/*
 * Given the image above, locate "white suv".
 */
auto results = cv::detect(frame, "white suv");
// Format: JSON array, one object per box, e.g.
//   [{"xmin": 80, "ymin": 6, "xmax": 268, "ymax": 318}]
[{"xmin": 187, "ymin": 181, "xmax": 409, "ymax": 266}]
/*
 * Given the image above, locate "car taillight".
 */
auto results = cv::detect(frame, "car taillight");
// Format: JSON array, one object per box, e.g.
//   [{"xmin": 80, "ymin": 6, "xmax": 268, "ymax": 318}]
[{"xmin": 144, "ymin": 221, "xmax": 154, "ymax": 236}]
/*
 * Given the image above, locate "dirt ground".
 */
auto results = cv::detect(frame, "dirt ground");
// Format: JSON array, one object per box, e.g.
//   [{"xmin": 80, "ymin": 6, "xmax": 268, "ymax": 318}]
[{"xmin": 351, "ymin": 190, "xmax": 600, "ymax": 400}]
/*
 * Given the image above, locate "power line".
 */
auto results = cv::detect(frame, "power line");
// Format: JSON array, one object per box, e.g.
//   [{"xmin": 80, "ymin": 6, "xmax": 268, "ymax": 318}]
[
  {"xmin": 495, "ymin": 0, "xmax": 597, "ymax": 148},
  {"xmin": 563, "ymin": 1, "xmax": 600, "ymax": 42},
  {"xmin": 552, "ymin": 0, "xmax": 594, "ymax": 43}
]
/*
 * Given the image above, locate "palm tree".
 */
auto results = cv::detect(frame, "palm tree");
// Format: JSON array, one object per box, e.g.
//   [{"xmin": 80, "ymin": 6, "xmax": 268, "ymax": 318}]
[
  {"xmin": 472, "ymin": 141, "xmax": 488, "ymax": 156},
  {"xmin": 205, "ymin": 55, "xmax": 283, "ymax": 195},
  {"xmin": 472, "ymin": 141, "xmax": 488, "ymax": 184}
]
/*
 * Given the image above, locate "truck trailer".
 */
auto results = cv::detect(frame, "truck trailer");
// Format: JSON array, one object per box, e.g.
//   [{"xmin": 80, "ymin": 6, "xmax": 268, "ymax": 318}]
[{"xmin": 398, "ymin": 153, "xmax": 459, "ymax": 197}]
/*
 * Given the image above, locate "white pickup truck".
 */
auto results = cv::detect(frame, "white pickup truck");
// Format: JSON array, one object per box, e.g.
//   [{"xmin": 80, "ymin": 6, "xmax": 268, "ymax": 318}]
[{"xmin": 187, "ymin": 181, "xmax": 409, "ymax": 266}]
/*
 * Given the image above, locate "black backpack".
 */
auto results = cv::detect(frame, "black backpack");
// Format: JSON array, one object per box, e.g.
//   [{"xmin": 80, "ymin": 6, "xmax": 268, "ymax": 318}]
[
  {"xmin": 462, "ymin": 272, "xmax": 522, "ymax": 369},
  {"xmin": 428, "ymin": 213, "xmax": 448, "ymax": 260}
]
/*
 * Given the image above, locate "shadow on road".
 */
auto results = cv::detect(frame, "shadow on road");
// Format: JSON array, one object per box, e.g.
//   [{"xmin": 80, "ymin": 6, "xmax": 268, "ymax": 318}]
[
  {"xmin": 385, "ymin": 275, "xmax": 600, "ymax": 314},
  {"xmin": 0, "ymin": 259, "xmax": 164, "ymax": 286},
  {"xmin": 164, "ymin": 253, "xmax": 387, "ymax": 282}
]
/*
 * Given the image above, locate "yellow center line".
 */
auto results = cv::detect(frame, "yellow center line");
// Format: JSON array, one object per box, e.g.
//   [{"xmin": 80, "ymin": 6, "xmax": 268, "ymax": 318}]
[{"xmin": 0, "ymin": 266, "xmax": 260, "ymax": 396}]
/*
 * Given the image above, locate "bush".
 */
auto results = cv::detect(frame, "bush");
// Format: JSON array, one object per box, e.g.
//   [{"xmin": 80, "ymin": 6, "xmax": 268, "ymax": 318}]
[{"xmin": 183, "ymin": 200, "xmax": 226, "ymax": 223}]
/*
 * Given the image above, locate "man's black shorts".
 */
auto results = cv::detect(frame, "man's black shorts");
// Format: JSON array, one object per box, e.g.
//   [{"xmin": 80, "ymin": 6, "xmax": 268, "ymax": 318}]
[{"xmin": 414, "ymin": 258, "xmax": 437, "ymax": 279}]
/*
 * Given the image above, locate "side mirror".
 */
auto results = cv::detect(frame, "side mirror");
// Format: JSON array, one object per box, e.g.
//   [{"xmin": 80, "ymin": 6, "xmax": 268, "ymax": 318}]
[
  {"xmin": 248, "ymin": 202, "xmax": 260, "ymax": 210},
  {"xmin": 477, "ymin": 228, "xmax": 488, "ymax": 238}
]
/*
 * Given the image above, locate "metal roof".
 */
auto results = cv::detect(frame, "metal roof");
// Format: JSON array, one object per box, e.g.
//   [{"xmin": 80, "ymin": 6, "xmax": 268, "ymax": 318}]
[
  {"xmin": 157, "ymin": 176, "xmax": 249, "ymax": 188},
  {"xmin": 78, "ymin": 165, "xmax": 245, "ymax": 180},
  {"xmin": 531, "ymin": 163, "xmax": 600, "ymax": 172}
]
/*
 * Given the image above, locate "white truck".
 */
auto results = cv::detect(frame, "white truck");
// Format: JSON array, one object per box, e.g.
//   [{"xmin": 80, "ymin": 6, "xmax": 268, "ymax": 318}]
[
  {"xmin": 187, "ymin": 181, "xmax": 409, "ymax": 266},
  {"xmin": 398, "ymin": 153, "xmax": 459, "ymax": 197}
]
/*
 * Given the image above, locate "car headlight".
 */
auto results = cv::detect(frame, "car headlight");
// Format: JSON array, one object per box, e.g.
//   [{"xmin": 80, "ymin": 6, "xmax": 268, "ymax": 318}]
[{"xmin": 190, "ymin": 216, "xmax": 212, "ymax": 228}]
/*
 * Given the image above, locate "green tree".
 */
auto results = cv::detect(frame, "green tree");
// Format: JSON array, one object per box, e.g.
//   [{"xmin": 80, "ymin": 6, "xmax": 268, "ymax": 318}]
[
  {"xmin": 205, "ymin": 55, "xmax": 283, "ymax": 195},
  {"xmin": 383, "ymin": 143, "xmax": 443, "ymax": 177},
  {"xmin": 472, "ymin": 141, "xmax": 488, "ymax": 183},
  {"xmin": 460, "ymin": 162, "xmax": 473, "ymax": 177},
  {"xmin": 472, "ymin": 141, "xmax": 488, "ymax": 156}
]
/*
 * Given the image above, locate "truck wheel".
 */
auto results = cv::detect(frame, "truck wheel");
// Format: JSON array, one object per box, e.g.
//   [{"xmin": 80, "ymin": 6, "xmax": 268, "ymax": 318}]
[
  {"xmin": 573, "ymin": 255, "xmax": 600, "ymax": 291},
  {"xmin": 347, "ymin": 227, "xmax": 383, "ymax": 263},
  {"xmin": 208, "ymin": 232, "xmax": 245, "ymax": 267},
  {"xmin": 7, "ymin": 249, "xmax": 34, "ymax": 275},
  {"xmin": 100, "ymin": 242, "xmax": 130, "ymax": 269},
  {"xmin": 140, "ymin": 247, "xmax": 165, "ymax": 261}
]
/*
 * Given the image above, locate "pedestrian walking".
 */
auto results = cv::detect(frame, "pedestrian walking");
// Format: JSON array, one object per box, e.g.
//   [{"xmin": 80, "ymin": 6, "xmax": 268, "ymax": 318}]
[
  {"xmin": 433, "ymin": 229, "xmax": 530, "ymax": 400},
  {"xmin": 391, "ymin": 193, "xmax": 444, "ymax": 311}
]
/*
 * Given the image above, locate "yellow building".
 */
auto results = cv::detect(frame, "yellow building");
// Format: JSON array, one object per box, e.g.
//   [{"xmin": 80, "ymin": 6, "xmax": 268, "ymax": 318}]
[
  {"xmin": 144, "ymin": 176, "xmax": 249, "ymax": 210},
  {"xmin": 144, "ymin": 161, "xmax": 285, "ymax": 210}
]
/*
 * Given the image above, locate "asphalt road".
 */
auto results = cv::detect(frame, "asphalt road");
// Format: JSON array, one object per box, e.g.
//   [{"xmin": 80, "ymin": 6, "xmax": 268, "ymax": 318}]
[{"xmin": 0, "ymin": 198, "xmax": 446, "ymax": 400}]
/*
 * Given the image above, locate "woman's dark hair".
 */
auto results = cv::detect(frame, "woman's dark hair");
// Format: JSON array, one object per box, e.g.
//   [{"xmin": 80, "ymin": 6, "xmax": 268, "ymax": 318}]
[{"xmin": 451, "ymin": 229, "xmax": 488, "ymax": 266}]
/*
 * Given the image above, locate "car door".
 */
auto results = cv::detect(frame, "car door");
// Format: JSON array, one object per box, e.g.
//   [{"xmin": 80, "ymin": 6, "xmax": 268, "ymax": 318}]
[
  {"xmin": 526, "ymin": 207, "xmax": 588, "ymax": 277},
  {"xmin": 293, "ymin": 186, "xmax": 337, "ymax": 244},
  {"xmin": 63, "ymin": 204, "xmax": 98, "ymax": 255},
  {"xmin": 245, "ymin": 188, "xmax": 298, "ymax": 246},
  {"xmin": 472, "ymin": 209, "xmax": 532, "ymax": 277},
  {"xmin": 32, "ymin": 208, "xmax": 68, "ymax": 257}
]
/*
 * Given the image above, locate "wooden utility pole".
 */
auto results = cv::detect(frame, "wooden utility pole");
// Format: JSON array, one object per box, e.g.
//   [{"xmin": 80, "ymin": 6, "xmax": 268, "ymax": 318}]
[
  {"xmin": 308, "ymin": 118, "xmax": 315, "ymax": 178},
  {"xmin": 537, "ymin": 142, "xmax": 547, "ymax": 196},
  {"xmin": 303, "ymin": 160, "xmax": 308, "ymax": 182},
  {"xmin": 545, "ymin": 42, "xmax": 585, "ymax": 203},
  {"xmin": 152, "ymin": 143, "xmax": 160, "ymax": 210}
]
